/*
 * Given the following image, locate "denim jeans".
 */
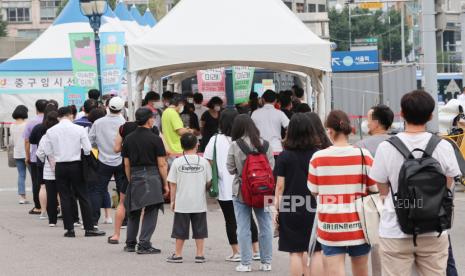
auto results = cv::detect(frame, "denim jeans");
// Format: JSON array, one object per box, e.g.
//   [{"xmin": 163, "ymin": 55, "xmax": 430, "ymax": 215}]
[
  {"xmin": 447, "ymin": 235, "xmax": 458, "ymax": 276},
  {"xmin": 233, "ymin": 197, "xmax": 273, "ymax": 266},
  {"xmin": 89, "ymin": 161, "xmax": 126, "ymax": 225},
  {"xmin": 15, "ymin": 159, "xmax": 26, "ymax": 196}
]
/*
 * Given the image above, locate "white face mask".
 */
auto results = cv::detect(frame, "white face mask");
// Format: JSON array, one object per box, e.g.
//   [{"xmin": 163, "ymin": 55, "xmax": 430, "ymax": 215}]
[
  {"xmin": 178, "ymin": 105, "xmax": 184, "ymax": 114},
  {"xmin": 152, "ymin": 102, "xmax": 163, "ymax": 109},
  {"xmin": 214, "ymin": 106, "xmax": 221, "ymax": 112},
  {"xmin": 187, "ymin": 98, "xmax": 194, "ymax": 104}
]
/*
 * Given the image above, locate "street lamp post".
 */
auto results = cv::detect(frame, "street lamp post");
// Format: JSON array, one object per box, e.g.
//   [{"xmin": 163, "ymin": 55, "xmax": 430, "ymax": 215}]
[{"xmin": 79, "ymin": 0, "xmax": 107, "ymax": 97}]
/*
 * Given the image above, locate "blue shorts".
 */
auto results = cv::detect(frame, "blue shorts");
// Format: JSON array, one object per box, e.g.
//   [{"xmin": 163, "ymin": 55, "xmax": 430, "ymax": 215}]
[{"xmin": 321, "ymin": 243, "xmax": 371, "ymax": 257}]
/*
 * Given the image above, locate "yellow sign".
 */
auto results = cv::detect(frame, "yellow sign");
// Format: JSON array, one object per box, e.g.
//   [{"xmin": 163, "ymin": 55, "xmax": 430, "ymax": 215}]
[{"xmin": 359, "ymin": 2, "xmax": 383, "ymax": 9}]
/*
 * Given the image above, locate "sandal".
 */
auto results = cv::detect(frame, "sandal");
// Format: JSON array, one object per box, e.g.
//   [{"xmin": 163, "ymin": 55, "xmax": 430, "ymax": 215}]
[
  {"xmin": 107, "ymin": 236, "xmax": 119, "ymax": 244},
  {"xmin": 29, "ymin": 208, "xmax": 41, "ymax": 215}
]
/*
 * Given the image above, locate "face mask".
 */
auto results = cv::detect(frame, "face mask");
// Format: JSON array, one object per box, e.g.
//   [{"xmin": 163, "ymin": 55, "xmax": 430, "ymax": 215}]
[
  {"xmin": 187, "ymin": 98, "xmax": 194, "ymax": 104},
  {"xmin": 214, "ymin": 106, "xmax": 221, "ymax": 112},
  {"xmin": 153, "ymin": 102, "xmax": 163, "ymax": 109},
  {"xmin": 178, "ymin": 105, "xmax": 184, "ymax": 114}
]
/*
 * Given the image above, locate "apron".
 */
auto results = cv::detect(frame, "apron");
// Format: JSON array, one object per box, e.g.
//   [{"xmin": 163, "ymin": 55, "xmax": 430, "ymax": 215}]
[{"xmin": 125, "ymin": 166, "xmax": 164, "ymax": 212}]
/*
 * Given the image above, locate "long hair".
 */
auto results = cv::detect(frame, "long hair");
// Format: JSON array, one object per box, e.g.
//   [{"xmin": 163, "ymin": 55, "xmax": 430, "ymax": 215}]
[
  {"xmin": 231, "ymin": 114, "xmax": 262, "ymax": 150},
  {"xmin": 283, "ymin": 113, "xmax": 331, "ymax": 151},
  {"xmin": 219, "ymin": 108, "xmax": 239, "ymax": 137}
]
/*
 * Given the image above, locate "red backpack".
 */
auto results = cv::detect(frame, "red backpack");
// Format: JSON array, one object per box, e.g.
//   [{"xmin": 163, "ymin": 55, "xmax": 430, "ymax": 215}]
[{"xmin": 237, "ymin": 139, "xmax": 275, "ymax": 208}]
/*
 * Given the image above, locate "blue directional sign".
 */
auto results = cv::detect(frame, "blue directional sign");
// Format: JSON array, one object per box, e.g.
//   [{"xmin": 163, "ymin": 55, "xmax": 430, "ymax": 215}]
[{"xmin": 331, "ymin": 50, "xmax": 379, "ymax": 72}]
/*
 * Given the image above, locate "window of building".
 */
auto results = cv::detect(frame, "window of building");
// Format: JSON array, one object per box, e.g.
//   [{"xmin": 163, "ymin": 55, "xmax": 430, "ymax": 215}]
[
  {"xmin": 40, "ymin": 0, "xmax": 62, "ymax": 21},
  {"xmin": 284, "ymin": 2, "xmax": 292, "ymax": 10},
  {"xmin": 2, "ymin": 1, "xmax": 31, "ymax": 22},
  {"xmin": 318, "ymin": 4, "xmax": 326, "ymax": 12},
  {"xmin": 296, "ymin": 3, "xmax": 304, "ymax": 13},
  {"xmin": 308, "ymin": 4, "xmax": 316, "ymax": 13},
  {"xmin": 17, "ymin": 29, "xmax": 42, "ymax": 39}
]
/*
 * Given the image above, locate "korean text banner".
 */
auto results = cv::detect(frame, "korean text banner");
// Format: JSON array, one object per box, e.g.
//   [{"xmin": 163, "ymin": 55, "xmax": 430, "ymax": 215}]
[
  {"xmin": 69, "ymin": 33, "xmax": 99, "ymax": 89},
  {"xmin": 64, "ymin": 86, "xmax": 87, "ymax": 110},
  {"xmin": 233, "ymin": 66, "xmax": 255, "ymax": 104},
  {"xmin": 197, "ymin": 68, "xmax": 226, "ymax": 104},
  {"xmin": 100, "ymin": 32, "xmax": 125, "ymax": 96}
]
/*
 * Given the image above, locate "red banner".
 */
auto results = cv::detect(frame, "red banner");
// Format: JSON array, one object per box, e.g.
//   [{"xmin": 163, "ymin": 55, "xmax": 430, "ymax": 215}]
[{"xmin": 197, "ymin": 68, "xmax": 226, "ymax": 105}]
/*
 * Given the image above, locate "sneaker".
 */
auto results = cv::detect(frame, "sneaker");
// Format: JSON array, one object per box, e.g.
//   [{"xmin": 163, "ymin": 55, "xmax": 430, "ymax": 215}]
[
  {"xmin": 73, "ymin": 221, "xmax": 82, "ymax": 227},
  {"xmin": 259, "ymin": 263, "xmax": 272, "ymax": 272},
  {"xmin": 39, "ymin": 213, "xmax": 48, "ymax": 220},
  {"xmin": 64, "ymin": 230, "xmax": 75, "ymax": 238},
  {"xmin": 124, "ymin": 245, "xmax": 136, "ymax": 252},
  {"xmin": 167, "ymin": 254, "xmax": 183, "ymax": 263},
  {"xmin": 103, "ymin": 217, "xmax": 113, "ymax": 224},
  {"xmin": 252, "ymin": 253, "xmax": 261, "ymax": 261},
  {"xmin": 195, "ymin": 256, "xmax": 206, "ymax": 263},
  {"xmin": 235, "ymin": 264, "xmax": 252, "ymax": 272},
  {"xmin": 137, "ymin": 246, "xmax": 161, "ymax": 255},
  {"xmin": 226, "ymin": 253, "xmax": 241, "ymax": 262},
  {"xmin": 84, "ymin": 229, "xmax": 106, "ymax": 237},
  {"xmin": 19, "ymin": 198, "xmax": 26, "ymax": 204},
  {"xmin": 49, "ymin": 224, "xmax": 56, "ymax": 227}
]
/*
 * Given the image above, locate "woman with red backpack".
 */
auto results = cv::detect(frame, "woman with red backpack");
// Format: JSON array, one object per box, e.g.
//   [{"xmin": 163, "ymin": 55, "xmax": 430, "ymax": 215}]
[{"xmin": 227, "ymin": 114, "xmax": 275, "ymax": 273}]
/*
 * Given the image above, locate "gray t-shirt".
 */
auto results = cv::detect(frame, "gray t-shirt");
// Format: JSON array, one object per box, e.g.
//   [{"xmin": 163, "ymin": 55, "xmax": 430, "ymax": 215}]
[
  {"xmin": 167, "ymin": 155, "xmax": 212, "ymax": 213},
  {"xmin": 355, "ymin": 134, "xmax": 390, "ymax": 156}
]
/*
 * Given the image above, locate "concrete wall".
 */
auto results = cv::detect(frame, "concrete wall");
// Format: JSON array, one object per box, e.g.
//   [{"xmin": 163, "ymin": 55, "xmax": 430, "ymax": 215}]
[
  {"xmin": 0, "ymin": 37, "xmax": 33, "ymax": 61},
  {"xmin": 332, "ymin": 64, "xmax": 417, "ymax": 117}
]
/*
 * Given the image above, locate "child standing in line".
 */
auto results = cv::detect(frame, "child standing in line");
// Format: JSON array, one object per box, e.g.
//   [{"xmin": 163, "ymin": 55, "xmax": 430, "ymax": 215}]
[{"xmin": 167, "ymin": 133, "xmax": 212, "ymax": 264}]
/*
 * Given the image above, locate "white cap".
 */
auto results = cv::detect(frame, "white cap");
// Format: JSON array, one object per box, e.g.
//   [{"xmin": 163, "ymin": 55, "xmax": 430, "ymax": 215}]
[{"xmin": 109, "ymin": 96, "xmax": 125, "ymax": 112}]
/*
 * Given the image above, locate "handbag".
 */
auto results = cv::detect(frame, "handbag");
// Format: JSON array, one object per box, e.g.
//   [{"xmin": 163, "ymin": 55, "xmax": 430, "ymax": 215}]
[
  {"xmin": 7, "ymin": 144, "xmax": 16, "ymax": 168},
  {"xmin": 355, "ymin": 148, "xmax": 383, "ymax": 245},
  {"xmin": 209, "ymin": 135, "xmax": 219, "ymax": 198}
]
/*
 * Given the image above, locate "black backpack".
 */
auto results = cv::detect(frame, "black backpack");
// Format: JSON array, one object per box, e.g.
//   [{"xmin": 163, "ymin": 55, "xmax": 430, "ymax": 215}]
[{"xmin": 388, "ymin": 135, "xmax": 454, "ymax": 245}]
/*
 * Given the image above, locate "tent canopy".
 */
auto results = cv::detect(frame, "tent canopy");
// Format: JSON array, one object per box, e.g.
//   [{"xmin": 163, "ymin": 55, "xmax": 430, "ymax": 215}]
[
  {"xmin": 143, "ymin": 8, "xmax": 157, "ymax": 27},
  {"xmin": 130, "ymin": 5, "xmax": 147, "ymax": 26},
  {"xmin": 0, "ymin": 0, "xmax": 132, "ymax": 71},
  {"xmin": 127, "ymin": 0, "xmax": 331, "ymax": 75}
]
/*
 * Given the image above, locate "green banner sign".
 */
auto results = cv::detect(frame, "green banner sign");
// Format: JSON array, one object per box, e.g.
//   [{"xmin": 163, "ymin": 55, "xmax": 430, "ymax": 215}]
[
  {"xmin": 69, "ymin": 33, "xmax": 99, "ymax": 89},
  {"xmin": 233, "ymin": 66, "xmax": 255, "ymax": 104}
]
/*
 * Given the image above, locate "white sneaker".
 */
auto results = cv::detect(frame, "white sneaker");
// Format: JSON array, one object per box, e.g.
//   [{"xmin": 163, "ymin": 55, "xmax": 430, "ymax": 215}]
[
  {"xmin": 103, "ymin": 217, "xmax": 113, "ymax": 224},
  {"xmin": 49, "ymin": 224, "xmax": 56, "ymax": 227},
  {"xmin": 74, "ymin": 221, "xmax": 82, "ymax": 227},
  {"xmin": 39, "ymin": 213, "xmax": 48, "ymax": 220},
  {"xmin": 259, "ymin": 263, "xmax": 272, "ymax": 272},
  {"xmin": 252, "ymin": 253, "xmax": 260, "ymax": 261},
  {"xmin": 226, "ymin": 253, "xmax": 241, "ymax": 262},
  {"xmin": 235, "ymin": 264, "xmax": 252, "ymax": 272},
  {"xmin": 19, "ymin": 198, "xmax": 26, "ymax": 204}
]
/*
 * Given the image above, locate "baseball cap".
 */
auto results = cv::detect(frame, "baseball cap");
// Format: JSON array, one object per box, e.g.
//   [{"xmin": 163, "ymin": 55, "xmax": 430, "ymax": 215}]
[{"xmin": 109, "ymin": 97, "xmax": 124, "ymax": 112}]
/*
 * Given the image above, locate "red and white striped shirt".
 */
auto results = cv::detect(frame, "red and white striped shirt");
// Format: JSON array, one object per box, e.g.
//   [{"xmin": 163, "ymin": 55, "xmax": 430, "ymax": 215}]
[{"xmin": 308, "ymin": 146, "xmax": 378, "ymax": 246}]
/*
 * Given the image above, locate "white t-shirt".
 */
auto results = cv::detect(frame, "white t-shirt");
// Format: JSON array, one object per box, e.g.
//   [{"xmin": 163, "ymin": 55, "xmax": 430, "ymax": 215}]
[
  {"xmin": 194, "ymin": 105, "xmax": 208, "ymax": 126},
  {"xmin": 203, "ymin": 134, "xmax": 234, "ymax": 201},
  {"xmin": 370, "ymin": 132, "xmax": 461, "ymax": 239},
  {"xmin": 167, "ymin": 154, "xmax": 212, "ymax": 213},
  {"xmin": 10, "ymin": 122, "xmax": 27, "ymax": 159},
  {"xmin": 251, "ymin": 104, "xmax": 289, "ymax": 152},
  {"xmin": 75, "ymin": 111, "xmax": 85, "ymax": 120}
]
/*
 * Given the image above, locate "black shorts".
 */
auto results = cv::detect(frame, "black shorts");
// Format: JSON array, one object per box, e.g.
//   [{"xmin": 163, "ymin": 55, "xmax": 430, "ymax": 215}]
[{"xmin": 171, "ymin": 212, "xmax": 208, "ymax": 240}]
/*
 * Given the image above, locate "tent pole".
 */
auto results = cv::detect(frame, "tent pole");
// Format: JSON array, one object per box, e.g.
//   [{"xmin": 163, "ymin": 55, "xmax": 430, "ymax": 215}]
[
  {"xmin": 323, "ymin": 72, "xmax": 332, "ymax": 117},
  {"xmin": 306, "ymin": 75, "xmax": 313, "ymax": 111},
  {"xmin": 125, "ymin": 45, "xmax": 135, "ymax": 121}
]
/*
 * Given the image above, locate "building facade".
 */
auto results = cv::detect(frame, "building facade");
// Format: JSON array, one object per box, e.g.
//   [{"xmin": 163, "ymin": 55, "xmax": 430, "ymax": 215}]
[
  {"xmin": 282, "ymin": 0, "xmax": 329, "ymax": 39},
  {"xmin": 1, "ymin": 0, "xmax": 62, "ymax": 38}
]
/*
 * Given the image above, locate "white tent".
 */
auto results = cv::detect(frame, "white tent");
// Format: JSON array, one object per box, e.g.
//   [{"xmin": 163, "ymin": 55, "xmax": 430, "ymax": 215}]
[{"xmin": 126, "ymin": 0, "xmax": 331, "ymax": 116}]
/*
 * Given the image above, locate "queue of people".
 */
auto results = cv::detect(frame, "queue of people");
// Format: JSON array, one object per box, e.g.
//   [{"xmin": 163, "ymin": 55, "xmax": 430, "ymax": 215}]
[{"xmin": 9, "ymin": 87, "xmax": 462, "ymax": 275}]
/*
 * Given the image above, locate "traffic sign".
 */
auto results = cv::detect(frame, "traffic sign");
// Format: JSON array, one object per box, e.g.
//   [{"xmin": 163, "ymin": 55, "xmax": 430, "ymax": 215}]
[{"xmin": 331, "ymin": 50, "xmax": 379, "ymax": 72}]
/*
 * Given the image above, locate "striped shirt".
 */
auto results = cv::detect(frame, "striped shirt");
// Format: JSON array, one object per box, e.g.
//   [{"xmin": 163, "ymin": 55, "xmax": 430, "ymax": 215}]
[{"xmin": 308, "ymin": 146, "xmax": 378, "ymax": 246}]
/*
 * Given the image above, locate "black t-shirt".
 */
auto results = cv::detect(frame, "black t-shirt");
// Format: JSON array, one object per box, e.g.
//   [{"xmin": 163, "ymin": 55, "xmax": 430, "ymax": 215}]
[
  {"xmin": 120, "ymin": 122, "xmax": 160, "ymax": 138},
  {"xmin": 29, "ymin": 124, "xmax": 47, "ymax": 145},
  {"xmin": 274, "ymin": 149, "xmax": 317, "ymax": 209},
  {"xmin": 200, "ymin": 110, "xmax": 219, "ymax": 150},
  {"xmin": 122, "ymin": 127, "xmax": 166, "ymax": 167}
]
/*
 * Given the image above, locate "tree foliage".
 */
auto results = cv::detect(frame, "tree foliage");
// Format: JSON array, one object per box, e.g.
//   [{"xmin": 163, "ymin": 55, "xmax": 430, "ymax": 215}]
[
  {"xmin": 0, "ymin": 16, "xmax": 7, "ymax": 37},
  {"xmin": 329, "ymin": 7, "xmax": 411, "ymax": 62}
]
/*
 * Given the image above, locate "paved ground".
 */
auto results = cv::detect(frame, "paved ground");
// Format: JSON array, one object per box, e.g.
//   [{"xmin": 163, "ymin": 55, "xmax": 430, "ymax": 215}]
[{"xmin": 0, "ymin": 151, "xmax": 464, "ymax": 276}]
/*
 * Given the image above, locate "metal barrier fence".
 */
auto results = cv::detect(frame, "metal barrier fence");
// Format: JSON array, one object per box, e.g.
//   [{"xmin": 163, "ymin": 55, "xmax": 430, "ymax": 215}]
[{"xmin": 0, "ymin": 123, "xmax": 10, "ymax": 150}]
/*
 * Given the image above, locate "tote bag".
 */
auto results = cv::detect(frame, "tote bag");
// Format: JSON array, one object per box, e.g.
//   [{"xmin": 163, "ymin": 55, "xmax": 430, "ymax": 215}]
[
  {"xmin": 355, "ymin": 148, "xmax": 383, "ymax": 245},
  {"xmin": 7, "ymin": 144, "xmax": 16, "ymax": 168},
  {"xmin": 209, "ymin": 135, "xmax": 219, "ymax": 198}
]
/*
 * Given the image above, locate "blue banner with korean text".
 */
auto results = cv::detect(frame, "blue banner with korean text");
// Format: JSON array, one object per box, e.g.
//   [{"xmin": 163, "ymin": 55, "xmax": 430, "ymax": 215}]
[
  {"xmin": 100, "ymin": 32, "xmax": 125, "ymax": 96},
  {"xmin": 331, "ymin": 50, "xmax": 379, "ymax": 72}
]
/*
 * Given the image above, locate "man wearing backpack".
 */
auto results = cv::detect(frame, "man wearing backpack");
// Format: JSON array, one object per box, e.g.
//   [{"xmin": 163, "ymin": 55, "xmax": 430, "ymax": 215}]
[{"xmin": 370, "ymin": 90, "xmax": 461, "ymax": 276}]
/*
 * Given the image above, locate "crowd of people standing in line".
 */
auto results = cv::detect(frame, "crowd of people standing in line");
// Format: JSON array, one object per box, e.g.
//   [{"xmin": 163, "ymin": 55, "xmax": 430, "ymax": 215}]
[{"xmin": 8, "ymin": 86, "xmax": 463, "ymax": 275}]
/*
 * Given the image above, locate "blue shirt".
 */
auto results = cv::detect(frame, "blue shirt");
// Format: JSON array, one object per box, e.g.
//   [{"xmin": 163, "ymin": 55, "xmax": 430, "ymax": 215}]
[{"xmin": 74, "ymin": 116, "xmax": 92, "ymax": 129}]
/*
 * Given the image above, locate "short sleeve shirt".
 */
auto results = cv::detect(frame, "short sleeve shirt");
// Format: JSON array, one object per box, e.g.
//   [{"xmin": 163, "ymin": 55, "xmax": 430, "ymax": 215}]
[
  {"xmin": 161, "ymin": 107, "xmax": 184, "ymax": 153},
  {"xmin": 167, "ymin": 155, "xmax": 212, "ymax": 213},
  {"xmin": 369, "ymin": 133, "xmax": 461, "ymax": 238},
  {"xmin": 122, "ymin": 127, "xmax": 166, "ymax": 167}
]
